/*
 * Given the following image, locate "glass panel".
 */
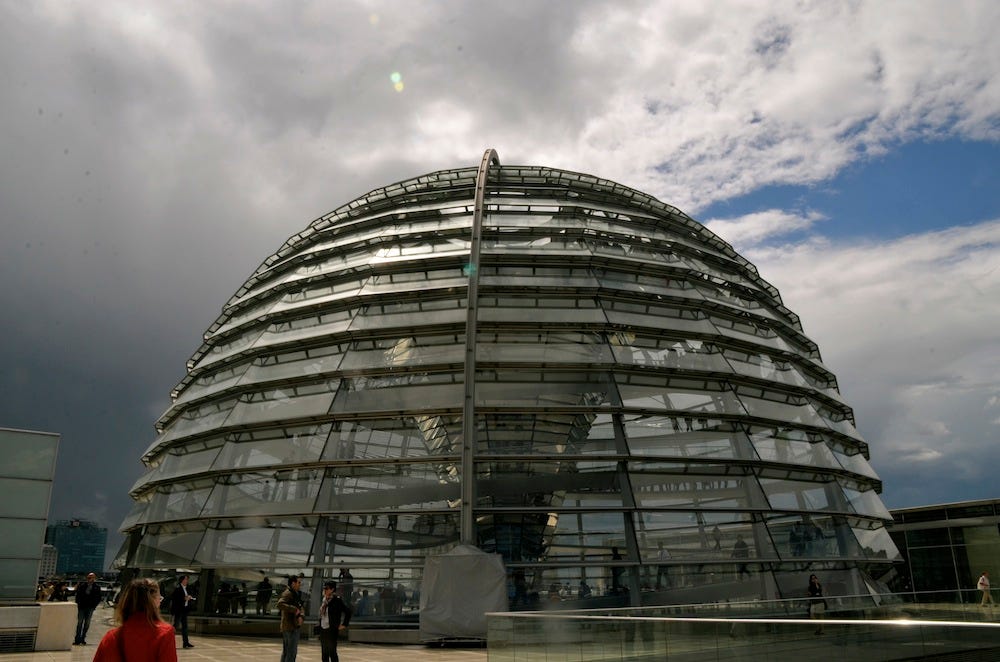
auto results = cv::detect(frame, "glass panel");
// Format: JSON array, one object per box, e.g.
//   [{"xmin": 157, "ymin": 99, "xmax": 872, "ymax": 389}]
[
  {"xmin": 605, "ymin": 309, "xmax": 717, "ymax": 335},
  {"xmin": 134, "ymin": 525, "xmax": 205, "ymax": 567},
  {"xmin": 243, "ymin": 345, "xmax": 345, "ymax": 382},
  {"xmin": 905, "ymin": 527, "xmax": 951, "ymax": 547},
  {"xmin": 610, "ymin": 338, "xmax": 732, "ymax": 372},
  {"xmin": 225, "ymin": 382, "xmax": 338, "ymax": 427},
  {"xmin": 147, "ymin": 444, "xmax": 224, "ymax": 483},
  {"xmin": 751, "ymin": 432, "xmax": 842, "ymax": 471},
  {"xmin": 739, "ymin": 395, "xmax": 827, "ymax": 427},
  {"xmin": 0, "ymin": 519, "xmax": 45, "ymax": 558},
  {"xmin": 593, "ymin": 269, "xmax": 705, "ymax": 302},
  {"xmin": 322, "ymin": 420, "xmax": 444, "ymax": 460},
  {"xmin": 478, "ymin": 336, "xmax": 615, "ymax": 364},
  {"xmin": 633, "ymin": 511, "xmax": 774, "ymax": 562},
  {"xmin": 832, "ymin": 449, "xmax": 880, "ymax": 479},
  {"xmin": 477, "ymin": 371, "xmax": 613, "ymax": 409},
  {"xmin": 331, "ymin": 377, "xmax": 463, "ymax": 414},
  {"xmin": 629, "ymin": 469, "xmax": 768, "ymax": 510},
  {"xmin": 315, "ymin": 465, "xmax": 458, "ymax": 512},
  {"xmin": 623, "ymin": 416, "xmax": 750, "ymax": 459},
  {"xmin": 0, "ymin": 478, "xmax": 51, "ymax": 518},
  {"xmin": 477, "ymin": 461, "xmax": 625, "ymax": 508},
  {"xmin": 0, "ymin": 559, "xmax": 43, "ymax": 599},
  {"xmin": 313, "ymin": 514, "xmax": 458, "ymax": 565},
  {"xmin": 0, "ymin": 429, "xmax": 58, "ymax": 479},
  {"xmin": 817, "ymin": 409, "xmax": 862, "ymax": 437},
  {"xmin": 156, "ymin": 398, "xmax": 238, "ymax": 445},
  {"xmin": 853, "ymin": 525, "xmax": 901, "ymax": 561},
  {"xmin": 841, "ymin": 484, "xmax": 892, "ymax": 518},
  {"xmin": 212, "ymin": 425, "xmax": 329, "ymax": 470},
  {"xmin": 638, "ymin": 511, "xmax": 775, "ymax": 561},
  {"xmin": 202, "ymin": 470, "xmax": 322, "ymax": 517},
  {"xmin": 722, "ymin": 349, "xmax": 810, "ymax": 388},
  {"xmin": 479, "ymin": 305, "xmax": 608, "ymax": 324},
  {"xmin": 763, "ymin": 513, "xmax": 857, "ymax": 559},
  {"xmin": 174, "ymin": 361, "xmax": 252, "ymax": 406},
  {"xmin": 193, "ymin": 327, "xmax": 267, "ymax": 371},
  {"xmin": 141, "ymin": 483, "xmax": 213, "ymax": 523},
  {"xmin": 710, "ymin": 319, "xmax": 794, "ymax": 353},
  {"xmin": 759, "ymin": 477, "xmax": 837, "ymax": 511},
  {"xmin": 347, "ymin": 302, "xmax": 467, "ymax": 331},
  {"xmin": 476, "ymin": 412, "xmax": 615, "ymax": 455},
  {"xmin": 618, "ymin": 382, "xmax": 744, "ymax": 414},
  {"xmin": 195, "ymin": 519, "xmax": 314, "ymax": 566},
  {"xmin": 484, "ymin": 512, "xmax": 628, "ymax": 567},
  {"xmin": 480, "ymin": 266, "xmax": 602, "ymax": 290},
  {"xmin": 340, "ymin": 335, "xmax": 464, "ymax": 371},
  {"xmin": 120, "ymin": 500, "xmax": 150, "ymax": 531},
  {"xmin": 578, "ymin": 413, "xmax": 620, "ymax": 455},
  {"xmin": 909, "ymin": 547, "xmax": 959, "ymax": 591},
  {"xmin": 536, "ymin": 513, "xmax": 625, "ymax": 562},
  {"xmin": 946, "ymin": 504, "xmax": 996, "ymax": 520}
]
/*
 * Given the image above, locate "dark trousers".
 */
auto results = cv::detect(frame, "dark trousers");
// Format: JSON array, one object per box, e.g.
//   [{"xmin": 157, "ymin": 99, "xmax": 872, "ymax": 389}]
[
  {"xmin": 74, "ymin": 606, "xmax": 96, "ymax": 643},
  {"xmin": 173, "ymin": 611, "xmax": 190, "ymax": 645},
  {"xmin": 281, "ymin": 629, "xmax": 299, "ymax": 662},
  {"xmin": 319, "ymin": 627, "xmax": 340, "ymax": 662}
]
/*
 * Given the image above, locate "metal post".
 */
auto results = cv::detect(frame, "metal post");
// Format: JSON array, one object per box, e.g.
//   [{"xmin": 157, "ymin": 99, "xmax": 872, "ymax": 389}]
[{"xmin": 460, "ymin": 148, "xmax": 500, "ymax": 545}]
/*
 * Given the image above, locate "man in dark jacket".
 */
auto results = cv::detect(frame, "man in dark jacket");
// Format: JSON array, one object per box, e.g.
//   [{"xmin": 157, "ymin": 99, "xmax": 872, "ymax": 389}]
[
  {"xmin": 170, "ymin": 574, "xmax": 196, "ymax": 648},
  {"xmin": 73, "ymin": 572, "xmax": 102, "ymax": 645},
  {"xmin": 276, "ymin": 575, "xmax": 305, "ymax": 662},
  {"xmin": 317, "ymin": 580, "xmax": 351, "ymax": 662}
]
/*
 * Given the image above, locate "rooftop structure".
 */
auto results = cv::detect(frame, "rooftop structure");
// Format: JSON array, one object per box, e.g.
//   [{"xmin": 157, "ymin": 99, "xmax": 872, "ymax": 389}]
[
  {"xmin": 0, "ymin": 427, "xmax": 59, "ymax": 601},
  {"xmin": 119, "ymin": 150, "xmax": 898, "ymax": 612}
]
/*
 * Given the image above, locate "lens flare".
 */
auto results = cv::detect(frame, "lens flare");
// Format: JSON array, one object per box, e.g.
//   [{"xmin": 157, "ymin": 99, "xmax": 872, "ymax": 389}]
[
  {"xmin": 390, "ymin": 72, "xmax": 402, "ymax": 84},
  {"xmin": 369, "ymin": 14, "xmax": 379, "ymax": 26},
  {"xmin": 394, "ymin": 82, "xmax": 405, "ymax": 92}
]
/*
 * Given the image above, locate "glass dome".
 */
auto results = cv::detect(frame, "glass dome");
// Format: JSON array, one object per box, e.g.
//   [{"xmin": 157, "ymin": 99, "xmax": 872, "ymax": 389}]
[{"xmin": 120, "ymin": 150, "xmax": 898, "ymax": 612}]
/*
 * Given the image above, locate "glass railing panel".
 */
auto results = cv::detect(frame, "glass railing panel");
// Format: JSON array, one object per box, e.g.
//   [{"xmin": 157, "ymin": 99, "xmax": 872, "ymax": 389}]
[{"xmin": 487, "ymin": 610, "xmax": 1000, "ymax": 661}]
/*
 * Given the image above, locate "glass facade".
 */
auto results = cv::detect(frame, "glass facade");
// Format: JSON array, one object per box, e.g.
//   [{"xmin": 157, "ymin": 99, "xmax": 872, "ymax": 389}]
[
  {"xmin": 121, "ymin": 152, "xmax": 897, "ymax": 613},
  {"xmin": 0, "ymin": 427, "xmax": 59, "ymax": 601},
  {"xmin": 887, "ymin": 499, "xmax": 1000, "ymax": 603},
  {"xmin": 45, "ymin": 519, "xmax": 107, "ymax": 575}
]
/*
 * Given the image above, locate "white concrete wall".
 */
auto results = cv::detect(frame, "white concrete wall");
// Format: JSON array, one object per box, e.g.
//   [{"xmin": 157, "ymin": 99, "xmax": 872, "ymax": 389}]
[{"xmin": 35, "ymin": 602, "xmax": 76, "ymax": 651}]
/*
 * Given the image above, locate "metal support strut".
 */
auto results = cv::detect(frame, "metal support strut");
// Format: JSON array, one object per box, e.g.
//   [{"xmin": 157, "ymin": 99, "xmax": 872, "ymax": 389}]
[{"xmin": 460, "ymin": 149, "xmax": 500, "ymax": 545}]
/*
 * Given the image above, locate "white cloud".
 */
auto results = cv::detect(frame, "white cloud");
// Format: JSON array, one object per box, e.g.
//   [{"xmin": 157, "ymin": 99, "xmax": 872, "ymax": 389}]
[
  {"xmin": 562, "ymin": 1, "xmax": 1000, "ymax": 209},
  {"xmin": 744, "ymin": 219, "xmax": 1000, "ymax": 503},
  {"xmin": 704, "ymin": 209, "xmax": 824, "ymax": 246}
]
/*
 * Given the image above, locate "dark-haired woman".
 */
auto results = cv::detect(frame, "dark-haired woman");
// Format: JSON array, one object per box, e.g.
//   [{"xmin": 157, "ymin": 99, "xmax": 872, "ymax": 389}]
[
  {"xmin": 807, "ymin": 574, "xmax": 826, "ymax": 635},
  {"xmin": 93, "ymin": 578, "xmax": 177, "ymax": 662}
]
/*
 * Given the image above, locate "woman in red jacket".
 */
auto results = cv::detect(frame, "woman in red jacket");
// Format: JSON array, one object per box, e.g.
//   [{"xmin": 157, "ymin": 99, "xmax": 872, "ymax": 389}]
[{"xmin": 94, "ymin": 578, "xmax": 177, "ymax": 662}]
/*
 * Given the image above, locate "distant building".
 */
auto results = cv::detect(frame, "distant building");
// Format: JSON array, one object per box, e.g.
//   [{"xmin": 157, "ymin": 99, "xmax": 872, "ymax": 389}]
[
  {"xmin": 46, "ymin": 519, "xmax": 107, "ymax": 575},
  {"xmin": 887, "ymin": 498, "xmax": 1000, "ymax": 603},
  {"xmin": 39, "ymin": 544, "xmax": 58, "ymax": 578}
]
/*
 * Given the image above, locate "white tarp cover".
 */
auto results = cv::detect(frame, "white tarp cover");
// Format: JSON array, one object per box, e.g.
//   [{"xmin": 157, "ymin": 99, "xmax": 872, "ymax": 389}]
[{"xmin": 419, "ymin": 544, "xmax": 508, "ymax": 641}]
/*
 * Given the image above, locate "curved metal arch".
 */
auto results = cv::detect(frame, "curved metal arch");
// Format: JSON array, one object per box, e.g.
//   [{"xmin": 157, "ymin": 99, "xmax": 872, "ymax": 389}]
[{"xmin": 460, "ymin": 149, "xmax": 500, "ymax": 544}]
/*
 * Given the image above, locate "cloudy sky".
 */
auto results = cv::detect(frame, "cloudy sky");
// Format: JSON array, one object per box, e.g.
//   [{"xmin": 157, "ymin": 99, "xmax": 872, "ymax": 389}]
[{"xmin": 2, "ymin": 1, "xmax": 997, "ymax": 569}]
